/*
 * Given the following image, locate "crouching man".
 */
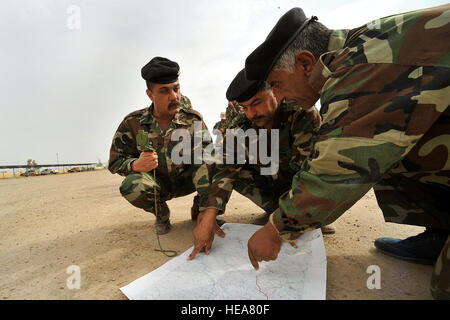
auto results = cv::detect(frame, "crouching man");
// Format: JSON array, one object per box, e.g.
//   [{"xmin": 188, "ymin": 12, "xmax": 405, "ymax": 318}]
[
  {"xmin": 108, "ymin": 57, "xmax": 212, "ymax": 235},
  {"xmin": 188, "ymin": 68, "xmax": 334, "ymax": 259}
]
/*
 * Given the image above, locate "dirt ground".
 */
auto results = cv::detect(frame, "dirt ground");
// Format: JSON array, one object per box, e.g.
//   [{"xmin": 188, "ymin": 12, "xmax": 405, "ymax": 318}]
[{"xmin": 0, "ymin": 170, "xmax": 433, "ymax": 300}]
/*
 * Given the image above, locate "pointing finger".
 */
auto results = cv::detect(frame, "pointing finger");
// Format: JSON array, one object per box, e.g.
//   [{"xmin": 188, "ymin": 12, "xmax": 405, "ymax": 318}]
[
  {"xmin": 187, "ymin": 244, "xmax": 203, "ymax": 261},
  {"xmin": 205, "ymin": 241, "xmax": 212, "ymax": 255},
  {"xmin": 214, "ymin": 225, "xmax": 226, "ymax": 238}
]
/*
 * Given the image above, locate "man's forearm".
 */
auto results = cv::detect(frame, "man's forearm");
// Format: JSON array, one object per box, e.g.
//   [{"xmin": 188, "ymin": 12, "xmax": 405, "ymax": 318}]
[{"xmin": 108, "ymin": 157, "xmax": 138, "ymax": 176}]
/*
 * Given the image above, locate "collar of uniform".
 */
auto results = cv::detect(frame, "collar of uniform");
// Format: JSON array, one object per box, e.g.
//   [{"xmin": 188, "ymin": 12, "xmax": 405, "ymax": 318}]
[
  {"xmin": 275, "ymin": 100, "xmax": 303, "ymax": 127},
  {"xmin": 139, "ymin": 104, "xmax": 156, "ymax": 125},
  {"xmin": 327, "ymin": 29, "xmax": 348, "ymax": 52},
  {"xmin": 139, "ymin": 103, "xmax": 189, "ymax": 127},
  {"xmin": 180, "ymin": 95, "xmax": 191, "ymax": 110},
  {"xmin": 171, "ymin": 108, "xmax": 191, "ymax": 126},
  {"xmin": 308, "ymin": 29, "xmax": 349, "ymax": 94}
]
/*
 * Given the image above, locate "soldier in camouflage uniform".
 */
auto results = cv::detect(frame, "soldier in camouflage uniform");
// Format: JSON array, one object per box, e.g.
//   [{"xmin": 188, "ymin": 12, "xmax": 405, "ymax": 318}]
[
  {"xmin": 225, "ymin": 100, "xmax": 245, "ymax": 125},
  {"xmin": 213, "ymin": 101, "xmax": 246, "ymax": 135},
  {"xmin": 226, "ymin": 101, "xmax": 249, "ymax": 129},
  {"xmin": 188, "ymin": 69, "xmax": 324, "ymax": 260},
  {"xmin": 213, "ymin": 112, "xmax": 227, "ymax": 135},
  {"xmin": 244, "ymin": 6, "xmax": 450, "ymax": 299},
  {"xmin": 108, "ymin": 57, "xmax": 212, "ymax": 235}
]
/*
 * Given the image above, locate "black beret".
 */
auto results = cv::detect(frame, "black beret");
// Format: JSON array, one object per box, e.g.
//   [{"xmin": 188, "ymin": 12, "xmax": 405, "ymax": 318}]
[
  {"xmin": 245, "ymin": 8, "xmax": 317, "ymax": 80},
  {"xmin": 141, "ymin": 57, "xmax": 180, "ymax": 84},
  {"xmin": 226, "ymin": 69, "xmax": 263, "ymax": 103}
]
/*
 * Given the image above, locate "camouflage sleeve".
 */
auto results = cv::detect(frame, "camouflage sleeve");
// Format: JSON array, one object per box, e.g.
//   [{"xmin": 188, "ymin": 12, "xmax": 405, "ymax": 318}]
[
  {"xmin": 289, "ymin": 105, "xmax": 321, "ymax": 171},
  {"xmin": 272, "ymin": 62, "xmax": 449, "ymax": 241},
  {"xmin": 108, "ymin": 117, "xmax": 139, "ymax": 176},
  {"xmin": 203, "ymin": 127, "xmax": 246, "ymax": 214},
  {"xmin": 192, "ymin": 119, "xmax": 215, "ymax": 211},
  {"xmin": 203, "ymin": 164, "xmax": 242, "ymax": 214}
]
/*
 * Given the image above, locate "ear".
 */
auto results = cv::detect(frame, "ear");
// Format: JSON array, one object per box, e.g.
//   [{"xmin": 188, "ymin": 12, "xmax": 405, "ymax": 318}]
[
  {"xmin": 294, "ymin": 50, "xmax": 317, "ymax": 76},
  {"xmin": 146, "ymin": 89, "xmax": 154, "ymax": 102}
]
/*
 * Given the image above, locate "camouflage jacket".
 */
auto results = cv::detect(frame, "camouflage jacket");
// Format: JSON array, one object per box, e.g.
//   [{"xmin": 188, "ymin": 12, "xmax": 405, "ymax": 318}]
[
  {"xmin": 204, "ymin": 101, "xmax": 321, "ymax": 212},
  {"xmin": 213, "ymin": 119, "xmax": 226, "ymax": 134},
  {"xmin": 272, "ymin": 4, "xmax": 450, "ymax": 240},
  {"xmin": 226, "ymin": 101, "xmax": 244, "ymax": 120},
  {"xmin": 108, "ymin": 95, "xmax": 212, "ymax": 207},
  {"xmin": 213, "ymin": 101, "xmax": 246, "ymax": 134}
]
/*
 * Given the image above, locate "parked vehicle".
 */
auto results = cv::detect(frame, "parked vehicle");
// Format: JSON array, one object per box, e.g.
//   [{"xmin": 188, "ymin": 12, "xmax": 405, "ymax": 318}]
[
  {"xmin": 40, "ymin": 168, "xmax": 56, "ymax": 175},
  {"xmin": 20, "ymin": 169, "xmax": 39, "ymax": 176}
]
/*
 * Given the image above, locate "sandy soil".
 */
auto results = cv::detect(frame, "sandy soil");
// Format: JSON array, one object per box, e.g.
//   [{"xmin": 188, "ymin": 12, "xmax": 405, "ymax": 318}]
[{"xmin": 0, "ymin": 170, "xmax": 433, "ymax": 300}]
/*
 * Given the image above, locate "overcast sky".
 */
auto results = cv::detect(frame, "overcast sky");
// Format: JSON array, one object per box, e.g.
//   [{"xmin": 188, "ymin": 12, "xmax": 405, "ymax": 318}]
[{"xmin": 0, "ymin": 0, "xmax": 446, "ymax": 167}]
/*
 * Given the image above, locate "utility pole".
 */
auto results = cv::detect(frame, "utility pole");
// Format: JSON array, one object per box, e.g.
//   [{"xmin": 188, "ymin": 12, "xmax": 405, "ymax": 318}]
[{"xmin": 56, "ymin": 153, "xmax": 60, "ymax": 173}]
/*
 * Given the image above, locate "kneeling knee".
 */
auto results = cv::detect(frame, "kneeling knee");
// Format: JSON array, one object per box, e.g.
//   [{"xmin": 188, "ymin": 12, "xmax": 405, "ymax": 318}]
[{"xmin": 119, "ymin": 173, "xmax": 145, "ymax": 196}]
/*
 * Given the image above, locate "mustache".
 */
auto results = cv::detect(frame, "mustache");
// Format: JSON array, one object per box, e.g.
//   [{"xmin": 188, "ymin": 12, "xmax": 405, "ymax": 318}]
[
  {"xmin": 284, "ymin": 99, "xmax": 296, "ymax": 104},
  {"xmin": 251, "ymin": 115, "xmax": 265, "ymax": 122},
  {"xmin": 168, "ymin": 101, "xmax": 181, "ymax": 109}
]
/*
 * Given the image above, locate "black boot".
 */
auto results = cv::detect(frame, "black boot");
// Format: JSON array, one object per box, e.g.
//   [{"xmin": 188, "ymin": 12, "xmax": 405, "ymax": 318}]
[
  {"xmin": 374, "ymin": 228, "xmax": 449, "ymax": 265},
  {"xmin": 155, "ymin": 219, "xmax": 171, "ymax": 235}
]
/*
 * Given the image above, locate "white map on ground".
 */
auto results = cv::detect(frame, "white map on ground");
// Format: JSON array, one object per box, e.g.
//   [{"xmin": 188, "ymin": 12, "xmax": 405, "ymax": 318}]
[{"xmin": 120, "ymin": 223, "xmax": 327, "ymax": 300}]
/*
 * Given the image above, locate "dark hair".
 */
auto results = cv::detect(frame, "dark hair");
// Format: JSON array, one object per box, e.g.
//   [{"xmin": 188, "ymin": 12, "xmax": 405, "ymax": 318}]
[
  {"xmin": 256, "ymin": 81, "xmax": 271, "ymax": 93},
  {"xmin": 146, "ymin": 81, "xmax": 155, "ymax": 92}
]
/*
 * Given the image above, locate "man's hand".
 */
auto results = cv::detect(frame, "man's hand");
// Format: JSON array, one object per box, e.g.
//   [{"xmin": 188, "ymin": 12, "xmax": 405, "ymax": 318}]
[
  {"xmin": 188, "ymin": 208, "xmax": 225, "ymax": 260},
  {"xmin": 132, "ymin": 151, "xmax": 158, "ymax": 172},
  {"xmin": 247, "ymin": 222, "xmax": 297, "ymax": 270}
]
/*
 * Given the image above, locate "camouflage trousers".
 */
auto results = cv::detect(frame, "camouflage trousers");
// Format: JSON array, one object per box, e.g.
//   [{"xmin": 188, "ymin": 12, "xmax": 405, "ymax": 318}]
[
  {"xmin": 374, "ymin": 172, "xmax": 450, "ymax": 300},
  {"xmin": 119, "ymin": 172, "xmax": 199, "ymax": 222},
  {"xmin": 431, "ymin": 236, "xmax": 450, "ymax": 300},
  {"xmin": 374, "ymin": 172, "xmax": 450, "ymax": 229}
]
